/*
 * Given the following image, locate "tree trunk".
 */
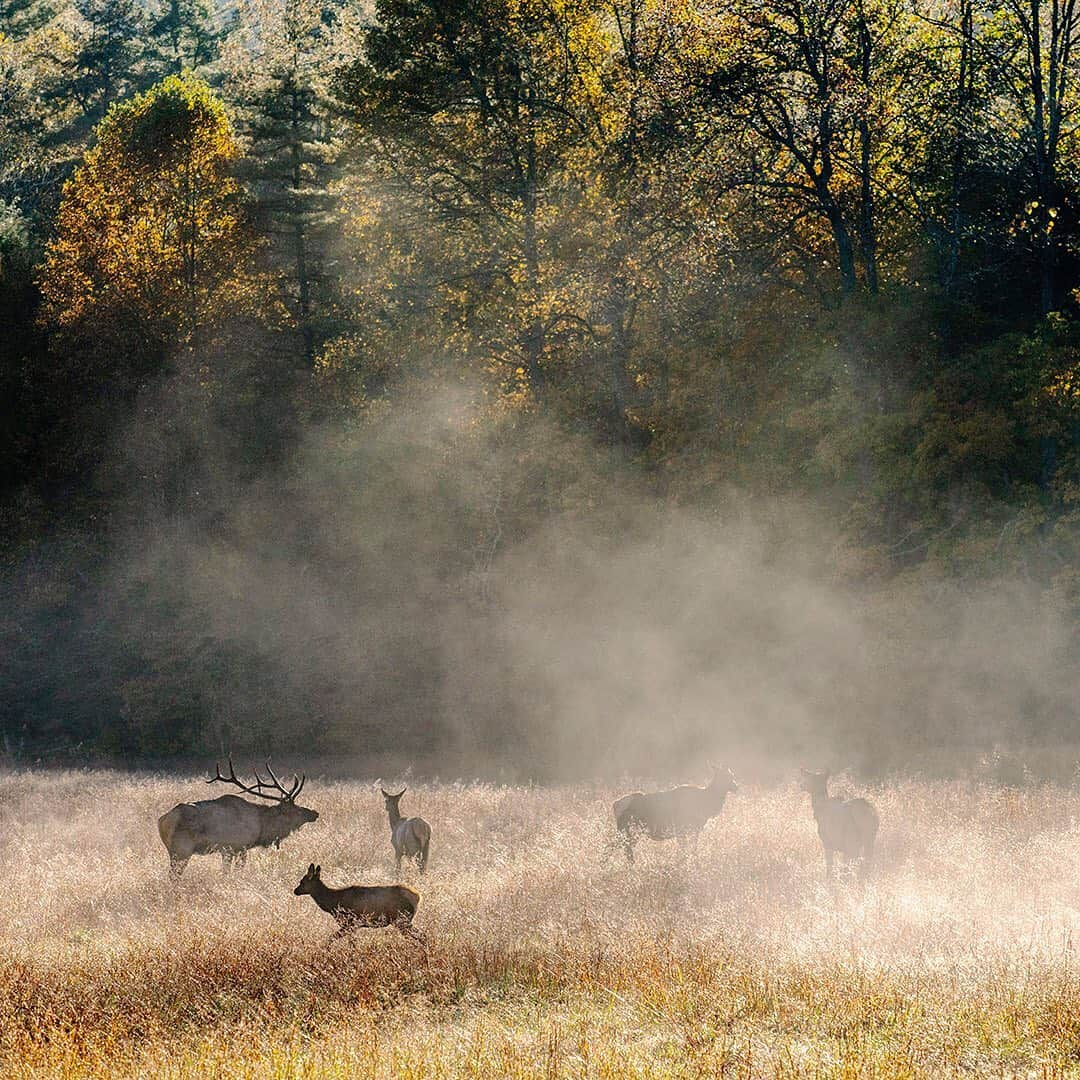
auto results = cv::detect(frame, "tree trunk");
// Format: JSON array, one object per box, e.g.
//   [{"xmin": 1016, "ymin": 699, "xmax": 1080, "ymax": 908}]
[
  {"xmin": 943, "ymin": 0, "xmax": 974, "ymax": 297},
  {"xmin": 521, "ymin": 96, "xmax": 545, "ymax": 394},
  {"xmin": 856, "ymin": 4, "xmax": 878, "ymax": 294},
  {"xmin": 290, "ymin": 79, "xmax": 316, "ymax": 369},
  {"xmin": 604, "ymin": 276, "xmax": 637, "ymax": 450},
  {"xmin": 825, "ymin": 199, "xmax": 858, "ymax": 297},
  {"xmin": 1028, "ymin": 0, "xmax": 1056, "ymax": 313}
]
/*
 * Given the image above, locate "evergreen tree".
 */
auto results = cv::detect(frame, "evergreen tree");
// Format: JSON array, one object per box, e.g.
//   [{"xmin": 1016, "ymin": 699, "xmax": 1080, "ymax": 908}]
[
  {"xmin": 149, "ymin": 0, "xmax": 227, "ymax": 76},
  {"xmin": 66, "ymin": 0, "xmax": 152, "ymax": 127},
  {"xmin": 226, "ymin": 0, "xmax": 341, "ymax": 369}
]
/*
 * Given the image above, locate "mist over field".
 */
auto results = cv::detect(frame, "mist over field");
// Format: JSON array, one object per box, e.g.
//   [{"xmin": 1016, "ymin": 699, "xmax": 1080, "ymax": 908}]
[
  {"xmin": 3, "ymin": 0, "xmax": 1079, "ymax": 778},
  {"xmin": 4, "ymin": 381, "xmax": 1076, "ymax": 779}
]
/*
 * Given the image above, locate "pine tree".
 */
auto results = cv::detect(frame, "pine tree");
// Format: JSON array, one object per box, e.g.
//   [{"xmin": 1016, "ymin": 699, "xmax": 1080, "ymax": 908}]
[
  {"xmin": 149, "ymin": 0, "xmax": 228, "ymax": 76},
  {"xmin": 226, "ymin": 0, "xmax": 341, "ymax": 369},
  {"xmin": 67, "ymin": 0, "xmax": 152, "ymax": 126}
]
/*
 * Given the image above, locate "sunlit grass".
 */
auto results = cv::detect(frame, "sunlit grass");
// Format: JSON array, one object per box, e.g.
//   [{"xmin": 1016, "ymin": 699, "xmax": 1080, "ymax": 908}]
[{"xmin": 3, "ymin": 770, "xmax": 1080, "ymax": 1076}]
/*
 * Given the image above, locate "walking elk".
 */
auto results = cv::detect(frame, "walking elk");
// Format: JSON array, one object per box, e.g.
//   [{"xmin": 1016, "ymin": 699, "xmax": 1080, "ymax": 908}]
[
  {"xmin": 293, "ymin": 863, "xmax": 421, "ymax": 941},
  {"xmin": 381, "ymin": 787, "xmax": 431, "ymax": 874},
  {"xmin": 613, "ymin": 765, "xmax": 738, "ymax": 862},
  {"xmin": 158, "ymin": 758, "xmax": 318, "ymax": 879}
]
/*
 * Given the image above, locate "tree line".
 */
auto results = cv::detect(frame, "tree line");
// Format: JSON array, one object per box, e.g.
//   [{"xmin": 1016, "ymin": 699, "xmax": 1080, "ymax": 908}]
[{"xmin": 0, "ymin": 0, "xmax": 1077, "ymax": 766}]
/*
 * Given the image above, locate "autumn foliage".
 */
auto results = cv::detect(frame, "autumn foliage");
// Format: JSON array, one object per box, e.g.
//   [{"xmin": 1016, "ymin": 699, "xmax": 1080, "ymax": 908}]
[{"xmin": 41, "ymin": 74, "xmax": 261, "ymax": 358}]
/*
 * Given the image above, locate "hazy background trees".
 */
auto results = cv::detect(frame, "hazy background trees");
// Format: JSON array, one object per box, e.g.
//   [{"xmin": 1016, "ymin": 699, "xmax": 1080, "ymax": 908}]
[{"xmin": 0, "ymin": 0, "xmax": 1077, "ymax": 773}]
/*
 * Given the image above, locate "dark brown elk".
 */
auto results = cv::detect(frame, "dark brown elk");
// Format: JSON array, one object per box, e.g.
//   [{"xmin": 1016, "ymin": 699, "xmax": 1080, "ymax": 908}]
[
  {"xmin": 157, "ymin": 759, "xmax": 318, "ymax": 879},
  {"xmin": 293, "ymin": 863, "xmax": 421, "ymax": 941},
  {"xmin": 613, "ymin": 765, "xmax": 738, "ymax": 863},
  {"xmin": 381, "ymin": 787, "xmax": 431, "ymax": 874},
  {"xmin": 798, "ymin": 768, "xmax": 879, "ymax": 883}
]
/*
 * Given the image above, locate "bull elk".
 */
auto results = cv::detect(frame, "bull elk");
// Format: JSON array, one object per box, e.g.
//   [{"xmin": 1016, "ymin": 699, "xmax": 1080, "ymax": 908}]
[
  {"xmin": 613, "ymin": 765, "xmax": 738, "ymax": 863},
  {"xmin": 798, "ymin": 768, "xmax": 879, "ymax": 883},
  {"xmin": 294, "ymin": 863, "xmax": 421, "ymax": 941},
  {"xmin": 157, "ymin": 758, "xmax": 318, "ymax": 879},
  {"xmin": 381, "ymin": 787, "xmax": 431, "ymax": 874}
]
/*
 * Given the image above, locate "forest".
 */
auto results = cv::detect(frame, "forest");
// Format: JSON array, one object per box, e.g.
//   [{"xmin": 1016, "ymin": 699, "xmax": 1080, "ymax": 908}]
[{"xmin": 1, "ymin": 0, "xmax": 1078, "ymax": 772}]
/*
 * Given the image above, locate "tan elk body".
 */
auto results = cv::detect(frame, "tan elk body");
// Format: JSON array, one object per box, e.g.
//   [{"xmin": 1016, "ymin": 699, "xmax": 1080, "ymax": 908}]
[
  {"xmin": 798, "ymin": 768, "xmax": 879, "ymax": 882},
  {"xmin": 613, "ymin": 766, "xmax": 738, "ymax": 862},
  {"xmin": 382, "ymin": 787, "xmax": 431, "ymax": 874},
  {"xmin": 294, "ymin": 863, "xmax": 420, "ymax": 940},
  {"xmin": 158, "ymin": 759, "xmax": 318, "ymax": 879}
]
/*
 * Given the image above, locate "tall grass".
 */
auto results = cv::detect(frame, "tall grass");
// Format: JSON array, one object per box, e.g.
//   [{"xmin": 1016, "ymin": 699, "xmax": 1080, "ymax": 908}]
[{"xmin": 2, "ymin": 770, "xmax": 1080, "ymax": 1076}]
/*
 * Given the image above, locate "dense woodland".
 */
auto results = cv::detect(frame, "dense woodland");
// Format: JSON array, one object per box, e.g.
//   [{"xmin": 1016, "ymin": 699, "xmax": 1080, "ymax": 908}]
[{"xmin": 1, "ymin": 0, "xmax": 1078, "ymax": 773}]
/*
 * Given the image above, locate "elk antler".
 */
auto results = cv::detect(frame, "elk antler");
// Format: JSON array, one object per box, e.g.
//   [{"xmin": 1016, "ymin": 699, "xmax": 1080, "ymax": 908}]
[
  {"xmin": 261, "ymin": 760, "xmax": 304, "ymax": 802},
  {"xmin": 207, "ymin": 757, "xmax": 298, "ymax": 802}
]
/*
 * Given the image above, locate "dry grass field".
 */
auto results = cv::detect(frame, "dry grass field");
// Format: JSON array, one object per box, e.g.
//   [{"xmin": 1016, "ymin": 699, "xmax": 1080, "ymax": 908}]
[{"xmin": 3, "ymin": 769, "xmax": 1080, "ymax": 1077}]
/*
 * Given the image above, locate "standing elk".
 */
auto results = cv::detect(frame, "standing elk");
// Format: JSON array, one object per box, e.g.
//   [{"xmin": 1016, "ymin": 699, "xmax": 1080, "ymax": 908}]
[
  {"xmin": 294, "ymin": 863, "xmax": 421, "ymax": 941},
  {"xmin": 798, "ymin": 768, "xmax": 879, "ymax": 883},
  {"xmin": 613, "ymin": 765, "xmax": 738, "ymax": 863},
  {"xmin": 158, "ymin": 759, "xmax": 318, "ymax": 880},
  {"xmin": 381, "ymin": 786, "xmax": 431, "ymax": 875}
]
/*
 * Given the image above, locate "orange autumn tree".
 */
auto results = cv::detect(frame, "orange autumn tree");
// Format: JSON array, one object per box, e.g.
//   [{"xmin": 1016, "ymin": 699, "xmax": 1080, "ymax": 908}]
[{"xmin": 41, "ymin": 74, "xmax": 262, "ymax": 367}]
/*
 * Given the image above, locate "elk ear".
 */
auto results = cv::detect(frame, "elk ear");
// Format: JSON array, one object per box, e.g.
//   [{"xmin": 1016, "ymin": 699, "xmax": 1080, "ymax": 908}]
[
  {"xmin": 380, "ymin": 788, "xmax": 389, "ymax": 797},
  {"xmin": 315, "ymin": 864, "xmax": 321, "ymax": 876},
  {"xmin": 307, "ymin": 863, "xmax": 315, "ymax": 874}
]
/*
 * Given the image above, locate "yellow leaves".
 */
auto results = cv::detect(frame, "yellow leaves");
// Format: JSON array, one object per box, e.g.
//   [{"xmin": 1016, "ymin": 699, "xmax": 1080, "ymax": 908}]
[
  {"xmin": 40, "ymin": 74, "xmax": 263, "ymax": 344},
  {"xmin": 1041, "ymin": 361, "xmax": 1080, "ymax": 410}
]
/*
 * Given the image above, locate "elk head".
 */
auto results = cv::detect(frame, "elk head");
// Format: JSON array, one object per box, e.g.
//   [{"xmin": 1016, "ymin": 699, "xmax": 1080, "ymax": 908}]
[
  {"xmin": 708, "ymin": 763, "xmax": 738, "ymax": 801},
  {"xmin": 381, "ymin": 786, "xmax": 406, "ymax": 810},
  {"xmin": 294, "ymin": 863, "xmax": 322, "ymax": 895},
  {"xmin": 798, "ymin": 767, "xmax": 829, "ymax": 796}
]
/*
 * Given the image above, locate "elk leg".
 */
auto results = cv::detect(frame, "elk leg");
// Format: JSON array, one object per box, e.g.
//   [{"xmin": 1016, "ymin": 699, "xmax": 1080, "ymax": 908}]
[
  {"xmin": 221, "ymin": 849, "xmax": 244, "ymax": 871},
  {"xmin": 395, "ymin": 851, "xmax": 402, "ymax": 877},
  {"xmin": 858, "ymin": 845, "xmax": 873, "ymax": 884},
  {"xmin": 168, "ymin": 856, "xmax": 188, "ymax": 882},
  {"xmin": 397, "ymin": 917, "xmax": 425, "ymax": 944},
  {"xmin": 328, "ymin": 922, "xmax": 354, "ymax": 945}
]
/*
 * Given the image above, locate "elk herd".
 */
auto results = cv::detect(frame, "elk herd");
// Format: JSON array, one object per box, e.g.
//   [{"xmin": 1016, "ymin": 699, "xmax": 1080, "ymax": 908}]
[{"xmin": 157, "ymin": 760, "xmax": 879, "ymax": 943}]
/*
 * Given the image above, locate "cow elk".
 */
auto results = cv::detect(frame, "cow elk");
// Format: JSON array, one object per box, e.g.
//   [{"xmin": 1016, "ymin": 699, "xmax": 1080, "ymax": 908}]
[
  {"xmin": 381, "ymin": 786, "xmax": 431, "ymax": 874},
  {"xmin": 798, "ymin": 768, "xmax": 879, "ymax": 883},
  {"xmin": 294, "ymin": 863, "xmax": 421, "ymax": 941},
  {"xmin": 613, "ymin": 765, "xmax": 738, "ymax": 863},
  {"xmin": 158, "ymin": 758, "xmax": 318, "ymax": 880}
]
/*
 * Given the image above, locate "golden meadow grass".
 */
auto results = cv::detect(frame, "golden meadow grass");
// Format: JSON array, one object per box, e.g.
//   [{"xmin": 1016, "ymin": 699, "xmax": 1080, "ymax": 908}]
[{"xmin": 3, "ymin": 770, "xmax": 1080, "ymax": 1077}]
